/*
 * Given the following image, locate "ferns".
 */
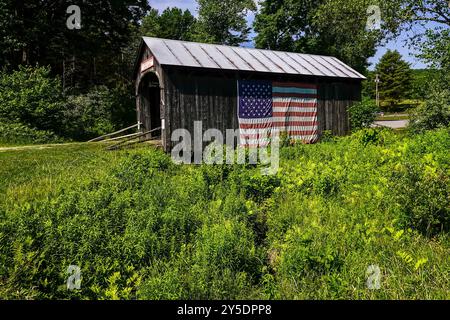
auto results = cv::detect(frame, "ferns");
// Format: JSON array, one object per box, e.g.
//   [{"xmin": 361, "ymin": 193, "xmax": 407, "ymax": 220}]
[{"xmin": 0, "ymin": 129, "xmax": 449, "ymax": 299}]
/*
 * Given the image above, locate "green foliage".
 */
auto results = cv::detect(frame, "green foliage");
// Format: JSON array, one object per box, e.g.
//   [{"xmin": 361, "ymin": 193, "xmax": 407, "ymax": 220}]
[
  {"xmin": 237, "ymin": 171, "xmax": 281, "ymax": 203},
  {"xmin": 362, "ymin": 72, "xmax": 376, "ymax": 99},
  {"xmin": 141, "ymin": 8, "xmax": 197, "ymax": 41},
  {"xmin": 254, "ymin": 0, "xmax": 318, "ymax": 52},
  {"xmin": 375, "ymin": 50, "xmax": 413, "ymax": 108},
  {"xmin": 319, "ymin": 130, "xmax": 336, "ymax": 143},
  {"xmin": 410, "ymin": 69, "xmax": 440, "ymax": 100},
  {"xmin": 0, "ymin": 122, "xmax": 64, "ymax": 146},
  {"xmin": 1, "ymin": 0, "xmax": 450, "ymax": 300},
  {"xmin": 348, "ymin": 99, "xmax": 379, "ymax": 131},
  {"xmin": 0, "ymin": 66, "xmax": 136, "ymax": 142},
  {"xmin": 364, "ymin": 69, "xmax": 437, "ymax": 102},
  {"xmin": 254, "ymin": 0, "xmax": 394, "ymax": 72},
  {"xmin": 0, "ymin": 0, "xmax": 149, "ymax": 89},
  {"xmin": 409, "ymin": 83, "xmax": 450, "ymax": 133},
  {"xmin": 419, "ymin": 29, "xmax": 450, "ymax": 73},
  {"xmin": 195, "ymin": 0, "xmax": 256, "ymax": 45},
  {"xmin": 391, "ymin": 161, "xmax": 450, "ymax": 236},
  {"xmin": 61, "ymin": 86, "xmax": 134, "ymax": 140},
  {"xmin": 0, "ymin": 66, "xmax": 64, "ymax": 133},
  {"xmin": 0, "ymin": 1, "xmax": 148, "ymax": 145},
  {"xmin": 1, "ymin": 129, "xmax": 450, "ymax": 300},
  {"xmin": 276, "ymin": 228, "xmax": 343, "ymax": 279}
]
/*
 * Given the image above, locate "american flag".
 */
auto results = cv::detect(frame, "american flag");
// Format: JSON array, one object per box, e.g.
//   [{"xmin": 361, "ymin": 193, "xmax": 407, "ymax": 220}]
[{"xmin": 238, "ymin": 80, "xmax": 319, "ymax": 147}]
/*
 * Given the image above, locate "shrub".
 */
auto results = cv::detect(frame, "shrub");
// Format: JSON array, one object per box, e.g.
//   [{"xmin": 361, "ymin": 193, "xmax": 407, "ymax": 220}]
[
  {"xmin": 352, "ymin": 127, "xmax": 384, "ymax": 146},
  {"xmin": 320, "ymin": 130, "xmax": 336, "ymax": 143},
  {"xmin": 0, "ymin": 67, "xmax": 135, "ymax": 143},
  {"xmin": 234, "ymin": 170, "xmax": 281, "ymax": 203},
  {"xmin": 184, "ymin": 219, "xmax": 260, "ymax": 299},
  {"xmin": 390, "ymin": 162, "xmax": 450, "ymax": 237},
  {"xmin": 0, "ymin": 66, "xmax": 64, "ymax": 133},
  {"xmin": 194, "ymin": 220, "xmax": 259, "ymax": 271},
  {"xmin": 113, "ymin": 149, "xmax": 174, "ymax": 189},
  {"xmin": 313, "ymin": 173, "xmax": 340, "ymax": 197},
  {"xmin": 348, "ymin": 98, "xmax": 379, "ymax": 131},
  {"xmin": 409, "ymin": 83, "xmax": 450, "ymax": 133},
  {"xmin": 276, "ymin": 229, "xmax": 342, "ymax": 278},
  {"xmin": 0, "ymin": 122, "xmax": 64, "ymax": 145},
  {"xmin": 61, "ymin": 86, "xmax": 120, "ymax": 140}
]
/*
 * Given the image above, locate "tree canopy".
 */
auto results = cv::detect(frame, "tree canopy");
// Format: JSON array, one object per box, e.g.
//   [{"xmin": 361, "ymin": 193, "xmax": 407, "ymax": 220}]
[
  {"xmin": 0, "ymin": 0, "xmax": 149, "ymax": 90},
  {"xmin": 253, "ymin": 0, "xmax": 401, "ymax": 73},
  {"xmin": 195, "ymin": 0, "xmax": 256, "ymax": 45},
  {"xmin": 141, "ymin": 7, "xmax": 197, "ymax": 41},
  {"xmin": 1, "ymin": 0, "xmax": 449, "ymax": 140}
]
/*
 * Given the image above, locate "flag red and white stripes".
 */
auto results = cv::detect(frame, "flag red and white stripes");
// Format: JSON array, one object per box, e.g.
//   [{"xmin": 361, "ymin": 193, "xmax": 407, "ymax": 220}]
[{"xmin": 238, "ymin": 80, "xmax": 319, "ymax": 147}]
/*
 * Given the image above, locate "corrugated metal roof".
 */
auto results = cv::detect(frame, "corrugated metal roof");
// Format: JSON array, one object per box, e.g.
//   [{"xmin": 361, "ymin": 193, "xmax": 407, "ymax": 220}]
[{"xmin": 142, "ymin": 37, "xmax": 366, "ymax": 80}]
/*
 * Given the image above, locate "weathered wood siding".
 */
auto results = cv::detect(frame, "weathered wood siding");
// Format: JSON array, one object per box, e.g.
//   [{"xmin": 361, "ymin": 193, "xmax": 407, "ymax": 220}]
[
  {"xmin": 317, "ymin": 80, "xmax": 362, "ymax": 136},
  {"xmin": 135, "ymin": 55, "xmax": 362, "ymax": 152},
  {"xmin": 162, "ymin": 68, "xmax": 238, "ymax": 151},
  {"xmin": 159, "ymin": 67, "xmax": 361, "ymax": 151}
]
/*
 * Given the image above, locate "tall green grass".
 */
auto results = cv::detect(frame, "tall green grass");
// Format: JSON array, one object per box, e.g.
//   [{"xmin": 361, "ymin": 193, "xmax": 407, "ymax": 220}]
[{"xmin": 0, "ymin": 129, "xmax": 449, "ymax": 300}]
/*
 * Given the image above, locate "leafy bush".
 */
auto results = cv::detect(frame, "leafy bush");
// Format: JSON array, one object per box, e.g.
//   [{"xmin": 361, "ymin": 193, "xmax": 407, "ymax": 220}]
[
  {"xmin": 194, "ymin": 220, "xmax": 259, "ymax": 271},
  {"xmin": 319, "ymin": 130, "xmax": 336, "ymax": 143},
  {"xmin": 276, "ymin": 228, "xmax": 342, "ymax": 278},
  {"xmin": 392, "ymin": 163, "xmax": 450, "ymax": 236},
  {"xmin": 0, "ymin": 122, "xmax": 64, "ymax": 145},
  {"xmin": 389, "ymin": 132, "xmax": 450, "ymax": 236},
  {"xmin": 238, "ymin": 171, "xmax": 281, "ymax": 202},
  {"xmin": 409, "ymin": 83, "xmax": 450, "ymax": 133},
  {"xmin": 352, "ymin": 127, "xmax": 387, "ymax": 146},
  {"xmin": 348, "ymin": 98, "xmax": 379, "ymax": 131},
  {"xmin": 113, "ymin": 150, "xmax": 174, "ymax": 189},
  {"xmin": 0, "ymin": 66, "xmax": 136, "ymax": 143},
  {"xmin": 61, "ymin": 86, "xmax": 124, "ymax": 140},
  {"xmin": 0, "ymin": 66, "xmax": 64, "ymax": 133}
]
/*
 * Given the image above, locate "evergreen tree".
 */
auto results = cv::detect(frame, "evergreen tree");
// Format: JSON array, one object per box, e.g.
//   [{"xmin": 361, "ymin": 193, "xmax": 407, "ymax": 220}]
[
  {"xmin": 0, "ymin": 0, "xmax": 149, "ymax": 91},
  {"xmin": 141, "ymin": 8, "xmax": 197, "ymax": 41},
  {"xmin": 362, "ymin": 71, "xmax": 376, "ymax": 99},
  {"xmin": 140, "ymin": 9, "xmax": 161, "ymax": 38},
  {"xmin": 375, "ymin": 50, "xmax": 413, "ymax": 104}
]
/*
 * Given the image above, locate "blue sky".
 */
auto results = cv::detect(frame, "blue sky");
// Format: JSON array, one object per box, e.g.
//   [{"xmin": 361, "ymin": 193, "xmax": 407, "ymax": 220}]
[{"xmin": 149, "ymin": 0, "xmax": 432, "ymax": 70}]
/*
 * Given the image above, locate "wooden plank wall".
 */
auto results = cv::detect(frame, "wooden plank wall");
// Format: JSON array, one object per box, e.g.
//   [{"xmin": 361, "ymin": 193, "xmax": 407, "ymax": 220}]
[
  {"xmin": 317, "ymin": 81, "xmax": 361, "ymax": 136},
  {"xmin": 156, "ymin": 67, "xmax": 362, "ymax": 151},
  {"xmin": 163, "ymin": 69, "xmax": 238, "ymax": 151}
]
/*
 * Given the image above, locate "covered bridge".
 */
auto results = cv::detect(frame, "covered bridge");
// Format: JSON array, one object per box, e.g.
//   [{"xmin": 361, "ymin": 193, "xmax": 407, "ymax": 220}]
[{"xmin": 133, "ymin": 37, "xmax": 365, "ymax": 152}]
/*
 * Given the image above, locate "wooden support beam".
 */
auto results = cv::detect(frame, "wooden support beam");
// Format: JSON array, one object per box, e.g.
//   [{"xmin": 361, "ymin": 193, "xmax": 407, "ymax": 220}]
[
  {"xmin": 101, "ymin": 132, "xmax": 142, "ymax": 142},
  {"xmin": 106, "ymin": 127, "xmax": 161, "ymax": 151},
  {"xmin": 88, "ymin": 122, "xmax": 142, "ymax": 142}
]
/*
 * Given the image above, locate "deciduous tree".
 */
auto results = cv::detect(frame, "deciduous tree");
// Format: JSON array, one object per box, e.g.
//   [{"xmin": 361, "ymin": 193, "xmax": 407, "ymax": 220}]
[
  {"xmin": 254, "ymin": 0, "xmax": 404, "ymax": 72},
  {"xmin": 195, "ymin": 0, "xmax": 256, "ymax": 46}
]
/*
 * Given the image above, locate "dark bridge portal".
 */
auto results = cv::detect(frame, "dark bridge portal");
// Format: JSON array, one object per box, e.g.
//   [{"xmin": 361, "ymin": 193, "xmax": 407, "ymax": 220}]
[{"xmin": 138, "ymin": 72, "xmax": 161, "ymax": 138}]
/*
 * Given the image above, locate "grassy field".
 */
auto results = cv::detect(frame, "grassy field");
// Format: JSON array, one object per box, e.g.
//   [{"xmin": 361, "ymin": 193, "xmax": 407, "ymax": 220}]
[
  {"xmin": 0, "ymin": 143, "xmax": 121, "ymax": 207},
  {"xmin": 379, "ymin": 99, "xmax": 424, "ymax": 111},
  {"xmin": 0, "ymin": 129, "xmax": 449, "ymax": 300},
  {"xmin": 375, "ymin": 114, "xmax": 410, "ymax": 121}
]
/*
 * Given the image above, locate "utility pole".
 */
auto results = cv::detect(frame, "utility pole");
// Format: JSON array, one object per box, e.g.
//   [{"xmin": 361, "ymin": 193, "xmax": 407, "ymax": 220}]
[{"xmin": 375, "ymin": 73, "xmax": 380, "ymax": 108}]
